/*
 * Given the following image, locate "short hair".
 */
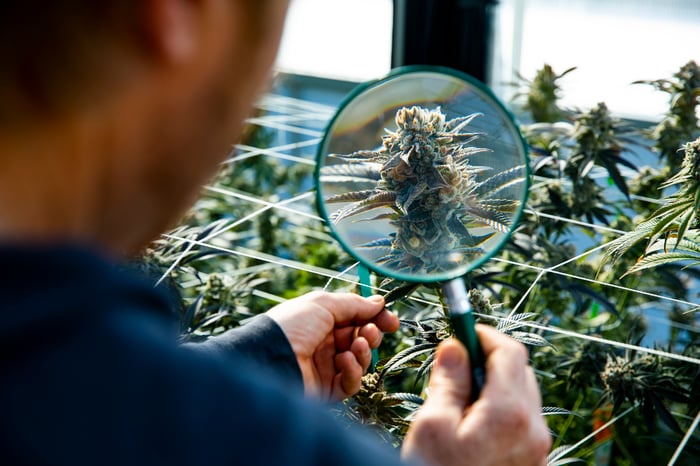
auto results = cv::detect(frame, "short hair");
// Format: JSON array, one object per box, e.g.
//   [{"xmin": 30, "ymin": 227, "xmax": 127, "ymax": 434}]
[
  {"xmin": 0, "ymin": 2, "xmax": 142, "ymax": 126},
  {"xmin": 0, "ymin": 1, "xmax": 277, "ymax": 127}
]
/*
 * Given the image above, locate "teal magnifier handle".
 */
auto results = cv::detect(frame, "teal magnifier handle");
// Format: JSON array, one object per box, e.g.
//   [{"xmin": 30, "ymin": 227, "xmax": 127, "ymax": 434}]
[
  {"xmin": 358, "ymin": 264, "xmax": 379, "ymax": 371},
  {"xmin": 443, "ymin": 279, "xmax": 486, "ymax": 401}
]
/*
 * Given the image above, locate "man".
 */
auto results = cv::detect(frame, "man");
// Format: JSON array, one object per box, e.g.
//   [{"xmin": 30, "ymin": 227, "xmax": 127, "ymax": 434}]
[{"xmin": 0, "ymin": 1, "xmax": 550, "ymax": 465}]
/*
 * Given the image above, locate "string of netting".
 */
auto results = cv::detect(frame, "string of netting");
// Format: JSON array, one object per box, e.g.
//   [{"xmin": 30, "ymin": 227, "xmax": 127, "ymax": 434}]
[
  {"xmin": 158, "ymin": 93, "xmax": 699, "ymax": 461},
  {"xmin": 164, "ymin": 234, "xmax": 700, "ymax": 367}
]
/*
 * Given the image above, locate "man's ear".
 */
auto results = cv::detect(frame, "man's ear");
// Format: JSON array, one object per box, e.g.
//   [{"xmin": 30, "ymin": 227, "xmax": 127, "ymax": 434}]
[{"xmin": 142, "ymin": 0, "xmax": 199, "ymax": 64}]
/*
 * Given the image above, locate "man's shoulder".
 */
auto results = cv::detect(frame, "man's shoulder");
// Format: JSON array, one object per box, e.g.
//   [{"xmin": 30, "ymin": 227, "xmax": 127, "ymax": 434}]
[{"xmin": 0, "ymin": 245, "xmax": 404, "ymax": 466}]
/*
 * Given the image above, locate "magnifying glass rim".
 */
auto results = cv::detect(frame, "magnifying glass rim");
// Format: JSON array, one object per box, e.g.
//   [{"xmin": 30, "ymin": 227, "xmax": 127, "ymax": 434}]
[{"xmin": 315, "ymin": 64, "xmax": 531, "ymax": 283}]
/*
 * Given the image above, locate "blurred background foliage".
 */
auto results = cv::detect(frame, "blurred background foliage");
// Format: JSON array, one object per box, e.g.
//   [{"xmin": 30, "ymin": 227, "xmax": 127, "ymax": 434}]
[{"xmin": 141, "ymin": 61, "xmax": 700, "ymax": 465}]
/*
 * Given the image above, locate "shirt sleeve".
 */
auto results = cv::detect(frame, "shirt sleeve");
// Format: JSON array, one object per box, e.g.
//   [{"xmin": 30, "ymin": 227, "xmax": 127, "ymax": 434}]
[
  {"xmin": 166, "ymin": 337, "xmax": 414, "ymax": 466},
  {"xmin": 183, "ymin": 314, "xmax": 303, "ymax": 392}
]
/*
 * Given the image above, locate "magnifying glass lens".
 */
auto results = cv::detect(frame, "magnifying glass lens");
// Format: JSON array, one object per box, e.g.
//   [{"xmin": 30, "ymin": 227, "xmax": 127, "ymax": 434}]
[{"xmin": 317, "ymin": 69, "xmax": 528, "ymax": 283}]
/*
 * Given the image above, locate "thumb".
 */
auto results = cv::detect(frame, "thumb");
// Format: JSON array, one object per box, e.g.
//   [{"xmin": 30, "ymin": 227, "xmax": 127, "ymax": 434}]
[{"xmin": 423, "ymin": 339, "xmax": 472, "ymax": 423}]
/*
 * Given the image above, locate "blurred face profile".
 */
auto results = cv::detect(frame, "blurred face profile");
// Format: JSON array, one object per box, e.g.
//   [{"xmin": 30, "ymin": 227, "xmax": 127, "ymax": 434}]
[
  {"xmin": 0, "ymin": 1, "xmax": 290, "ymax": 254},
  {"xmin": 127, "ymin": 0, "xmax": 291, "ymax": 250}
]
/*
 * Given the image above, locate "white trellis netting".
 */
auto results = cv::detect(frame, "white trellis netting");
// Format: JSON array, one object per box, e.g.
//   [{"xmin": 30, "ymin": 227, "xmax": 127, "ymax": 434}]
[{"xmin": 159, "ymin": 91, "xmax": 700, "ymax": 465}]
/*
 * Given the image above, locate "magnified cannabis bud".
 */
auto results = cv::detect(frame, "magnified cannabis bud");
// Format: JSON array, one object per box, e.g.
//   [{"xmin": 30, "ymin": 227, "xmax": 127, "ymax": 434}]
[{"xmin": 321, "ymin": 106, "xmax": 524, "ymax": 274}]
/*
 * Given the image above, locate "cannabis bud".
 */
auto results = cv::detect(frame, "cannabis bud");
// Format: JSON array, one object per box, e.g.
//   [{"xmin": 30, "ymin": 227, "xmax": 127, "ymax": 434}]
[
  {"xmin": 202, "ymin": 273, "xmax": 228, "ymax": 310},
  {"xmin": 682, "ymin": 136, "xmax": 700, "ymax": 183},
  {"xmin": 600, "ymin": 353, "xmax": 690, "ymax": 418},
  {"xmin": 601, "ymin": 355, "xmax": 645, "ymax": 403},
  {"xmin": 468, "ymin": 288, "xmax": 493, "ymax": 315},
  {"xmin": 322, "ymin": 106, "xmax": 524, "ymax": 275}
]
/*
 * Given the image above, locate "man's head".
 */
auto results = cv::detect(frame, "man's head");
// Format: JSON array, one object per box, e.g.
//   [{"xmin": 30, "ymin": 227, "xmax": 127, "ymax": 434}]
[{"xmin": 0, "ymin": 0, "xmax": 289, "ymax": 255}]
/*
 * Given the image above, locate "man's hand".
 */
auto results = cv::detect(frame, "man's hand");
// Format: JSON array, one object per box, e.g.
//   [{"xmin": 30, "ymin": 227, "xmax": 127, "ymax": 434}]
[
  {"xmin": 402, "ymin": 325, "xmax": 551, "ymax": 466},
  {"xmin": 267, "ymin": 291, "xmax": 399, "ymax": 401}
]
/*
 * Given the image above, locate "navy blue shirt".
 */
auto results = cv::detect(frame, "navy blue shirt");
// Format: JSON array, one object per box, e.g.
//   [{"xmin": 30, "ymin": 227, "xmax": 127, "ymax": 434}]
[{"xmin": 0, "ymin": 245, "xmax": 407, "ymax": 465}]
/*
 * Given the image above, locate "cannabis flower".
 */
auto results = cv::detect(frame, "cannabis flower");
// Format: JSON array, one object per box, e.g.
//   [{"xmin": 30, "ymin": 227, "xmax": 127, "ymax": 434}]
[
  {"xmin": 600, "ymin": 353, "xmax": 690, "ymax": 433},
  {"xmin": 322, "ymin": 106, "xmax": 524, "ymax": 275}
]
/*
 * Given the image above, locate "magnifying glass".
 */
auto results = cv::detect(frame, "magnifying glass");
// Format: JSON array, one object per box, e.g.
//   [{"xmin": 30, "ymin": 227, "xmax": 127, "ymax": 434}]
[{"xmin": 315, "ymin": 66, "xmax": 529, "ymax": 399}]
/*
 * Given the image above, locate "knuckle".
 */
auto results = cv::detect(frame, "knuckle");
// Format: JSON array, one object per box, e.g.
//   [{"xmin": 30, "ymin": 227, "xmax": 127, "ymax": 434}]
[
  {"xmin": 506, "ymin": 401, "xmax": 530, "ymax": 432},
  {"xmin": 357, "ymin": 356, "xmax": 370, "ymax": 374},
  {"xmin": 412, "ymin": 411, "xmax": 450, "ymax": 440},
  {"xmin": 306, "ymin": 290, "xmax": 329, "ymax": 302},
  {"xmin": 362, "ymin": 324, "xmax": 381, "ymax": 347},
  {"xmin": 488, "ymin": 399, "xmax": 529, "ymax": 434}
]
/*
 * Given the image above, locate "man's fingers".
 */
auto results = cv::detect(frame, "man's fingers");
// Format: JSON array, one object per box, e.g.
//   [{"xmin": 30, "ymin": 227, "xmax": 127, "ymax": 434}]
[
  {"xmin": 418, "ymin": 339, "xmax": 472, "ymax": 429},
  {"xmin": 311, "ymin": 334, "xmax": 338, "ymax": 399},
  {"xmin": 350, "ymin": 336, "xmax": 372, "ymax": 372},
  {"xmin": 470, "ymin": 325, "xmax": 530, "ymax": 433},
  {"xmin": 333, "ymin": 351, "xmax": 363, "ymax": 399},
  {"xmin": 306, "ymin": 291, "xmax": 387, "ymax": 325},
  {"xmin": 334, "ymin": 324, "xmax": 377, "ymax": 351},
  {"xmin": 401, "ymin": 340, "xmax": 472, "ymax": 465},
  {"xmin": 331, "ymin": 340, "xmax": 371, "ymax": 400},
  {"xmin": 474, "ymin": 325, "xmax": 529, "ymax": 400},
  {"xmin": 358, "ymin": 323, "xmax": 382, "ymax": 348},
  {"xmin": 524, "ymin": 365, "xmax": 543, "ymax": 411},
  {"xmin": 404, "ymin": 327, "xmax": 551, "ymax": 466},
  {"xmin": 334, "ymin": 327, "xmax": 355, "ymax": 351},
  {"xmin": 475, "ymin": 324, "xmax": 525, "ymax": 358},
  {"xmin": 372, "ymin": 309, "xmax": 400, "ymax": 333},
  {"xmin": 335, "ymin": 318, "xmax": 393, "ymax": 352},
  {"xmin": 460, "ymin": 325, "xmax": 551, "ymax": 463}
]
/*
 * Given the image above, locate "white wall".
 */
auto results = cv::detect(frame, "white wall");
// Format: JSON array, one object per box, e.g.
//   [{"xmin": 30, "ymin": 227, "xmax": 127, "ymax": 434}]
[
  {"xmin": 492, "ymin": 0, "xmax": 700, "ymax": 120},
  {"xmin": 276, "ymin": 0, "xmax": 393, "ymax": 82}
]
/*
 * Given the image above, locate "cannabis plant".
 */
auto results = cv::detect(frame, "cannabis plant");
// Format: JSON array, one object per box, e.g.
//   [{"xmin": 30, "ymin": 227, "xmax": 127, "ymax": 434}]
[
  {"xmin": 338, "ymin": 371, "xmax": 423, "ymax": 444},
  {"xmin": 636, "ymin": 60, "xmax": 700, "ymax": 168},
  {"xmin": 601, "ymin": 350, "xmax": 692, "ymax": 434},
  {"xmin": 322, "ymin": 105, "xmax": 523, "ymax": 275},
  {"xmin": 506, "ymin": 63, "xmax": 699, "ymax": 464},
  {"xmin": 604, "ymin": 136, "xmax": 700, "ymax": 270},
  {"xmin": 523, "ymin": 101, "xmax": 638, "ymax": 235},
  {"xmin": 513, "ymin": 63, "xmax": 576, "ymax": 123}
]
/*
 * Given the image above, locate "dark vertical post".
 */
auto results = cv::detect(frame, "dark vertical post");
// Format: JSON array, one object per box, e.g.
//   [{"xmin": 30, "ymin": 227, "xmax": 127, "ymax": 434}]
[{"xmin": 392, "ymin": 0, "xmax": 497, "ymax": 83}]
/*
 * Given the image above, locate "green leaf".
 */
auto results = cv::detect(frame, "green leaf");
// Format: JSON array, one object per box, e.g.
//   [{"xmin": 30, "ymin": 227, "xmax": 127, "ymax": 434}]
[
  {"xmin": 496, "ymin": 312, "xmax": 539, "ymax": 332},
  {"xmin": 547, "ymin": 445, "xmax": 585, "ymax": 465},
  {"xmin": 510, "ymin": 331, "xmax": 553, "ymax": 348},
  {"xmin": 603, "ymin": 217, "xmax": 661, "ymax": 263},
  {"xmin": 382, "ymin": 343, "xmax": 436, "ymax": 375},
  {"xmin": 624, "ymin": 251, "xmax": 700, "ymax": 276},
  {"xmin": 383, "ymin": 282, "xmax": 421, "ymax": 305},
  {"xmin": 599, "ymin": 156, "xmax": 630, "ymax": 199},
  {"xmin": 541, "ymin": 406, "xmax": 578, "ymax": 417},
  {"xmin": 650, "ymin": 393, "xmax": 683, "ymax": 434}
]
